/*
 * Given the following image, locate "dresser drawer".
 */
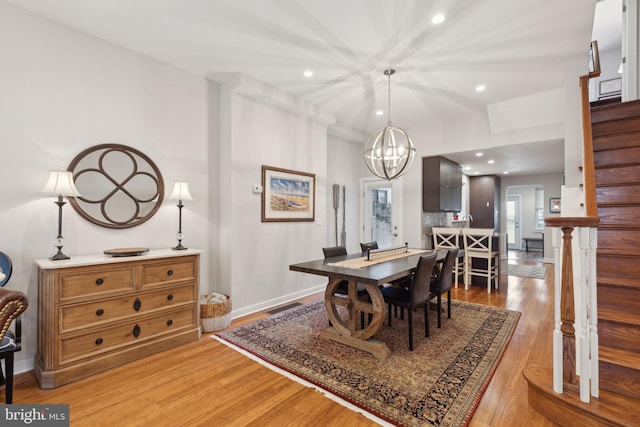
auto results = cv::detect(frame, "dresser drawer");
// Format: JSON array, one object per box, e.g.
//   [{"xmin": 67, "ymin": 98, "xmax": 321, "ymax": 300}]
[
  {"xmin": 60, "ymin": 307, "xmax": 196, "ymax": 364},
  {"xmin": 59, "ymin": 267, "xmax": 135, "ymax": 302},
  {"xmin": 60, "ymin": 284, "xmax": 196, "ymax": 332},
  {"xmin": 141, "ymin": 258, "xmax": 196, "ymax": 287}
]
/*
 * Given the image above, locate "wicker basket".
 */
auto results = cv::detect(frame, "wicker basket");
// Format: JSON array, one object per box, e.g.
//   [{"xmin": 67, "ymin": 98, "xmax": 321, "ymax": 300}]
[{"xmin": 200, "ymin": 294, "xmax": 232, "ymax": 332}]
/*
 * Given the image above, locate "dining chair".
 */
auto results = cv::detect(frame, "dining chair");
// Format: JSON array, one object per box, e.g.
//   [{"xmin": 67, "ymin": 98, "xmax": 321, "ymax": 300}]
[
  {"xmin": 432, "ymin": 227, "xmax": 465, "ymax": 288},
  {"xmin": 462, "ymin": 228, "xmax": 500, "ymax": 293},
  {"xmin": 428, "ymin": 248, "xmax": 458, "ymax": 333},
  {"xmin": 359, "ymin": 241, "xmax": 378, "ymax": 254},
  {"xmin": 0, "ymin": 251, "xmax": 29, "ymax": 404},
  {"xmin": 380, "ymin": 252, "xmax": 437, "ymax": 351},
  {"xmin": 322, "ymin": 246, "xmax": 368, "ymax": 328}
]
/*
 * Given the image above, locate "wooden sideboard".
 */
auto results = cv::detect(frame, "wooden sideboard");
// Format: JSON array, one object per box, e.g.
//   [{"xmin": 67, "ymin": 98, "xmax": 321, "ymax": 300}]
[{"xmin": 34, "ymin": 249, "xmax": 202, "ymax": 389}]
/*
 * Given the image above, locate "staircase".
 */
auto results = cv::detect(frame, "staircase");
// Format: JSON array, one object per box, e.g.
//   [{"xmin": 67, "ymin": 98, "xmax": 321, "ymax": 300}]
[
  {"xmin": 524, "ymin": 100, "xmax": 640, "ymax": 426},
  {"xmin": 591, "ymin": 101, "xmax": 640, "ymax": 425},
  {"xmin": 591, "ymin": 99, "xmax": 640, "ymax": 404}
]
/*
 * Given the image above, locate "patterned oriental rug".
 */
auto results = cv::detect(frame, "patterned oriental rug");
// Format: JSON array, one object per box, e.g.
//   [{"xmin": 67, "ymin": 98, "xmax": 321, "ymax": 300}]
[{"xmin": 214, "ymin": 300, "xmax": 520, "ymax": 426}]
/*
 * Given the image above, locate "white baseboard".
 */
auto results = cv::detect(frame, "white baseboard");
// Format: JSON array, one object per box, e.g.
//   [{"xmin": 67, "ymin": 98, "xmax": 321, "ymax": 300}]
[{"xmin": 229, "ymin": 285, "xmax": 326, "ymax": 320}]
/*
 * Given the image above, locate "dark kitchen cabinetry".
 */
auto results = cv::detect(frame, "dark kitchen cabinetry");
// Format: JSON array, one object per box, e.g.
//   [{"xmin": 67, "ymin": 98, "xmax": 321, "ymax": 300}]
[
  {"xmin": 422, "ymin": 156, "xmax": 462, "ymax": 212},
  {"xmin": 469, "ymin": 175, "xmax": 500, "ymax": 231}
]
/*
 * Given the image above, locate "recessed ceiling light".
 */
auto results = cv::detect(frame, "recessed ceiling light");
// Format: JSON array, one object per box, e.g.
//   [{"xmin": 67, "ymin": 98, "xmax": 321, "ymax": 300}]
[
  {"xmin": 432, "ymin": 14, "xmax": 446, "ymax": 24},
  {"xmin": 475, "ymin": 152, "xmax": 483, "ymax": 157},
  {"xmin": 303, "ymin": 70, "xmax": 313, "ymax": 77},
  {"xmin": 376, "ymin": 110, "xmax": 384, "ymax": 116},
  {"xmin": 488, "ymin": 160, "xmax": 495, "ymax": 164},
  {"xmin": 476, "ymin": 85, "xmax": 486, "ymax": 92},
  {"xmin": 464, "ymin": 166, "xmax": 471, "ymax": 170},
  {"xmin": 503, "ymin": 171, "xmax": 509, "ymax": 174},
  {"xmin": 474, "ymin": 171, "xmax": 480, "ymax": 175}
]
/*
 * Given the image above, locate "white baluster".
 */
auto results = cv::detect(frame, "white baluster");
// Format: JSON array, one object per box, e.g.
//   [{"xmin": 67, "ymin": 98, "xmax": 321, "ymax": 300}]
[{"xmin": 552, "ymin": 226, "xmax": 563, "ymax": 394}]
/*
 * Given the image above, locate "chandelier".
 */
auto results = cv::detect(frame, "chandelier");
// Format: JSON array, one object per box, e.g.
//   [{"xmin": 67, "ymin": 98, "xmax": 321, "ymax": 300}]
[{"xmin": 364, "ymin": 69, "xmax": 416, "ymax": 180}]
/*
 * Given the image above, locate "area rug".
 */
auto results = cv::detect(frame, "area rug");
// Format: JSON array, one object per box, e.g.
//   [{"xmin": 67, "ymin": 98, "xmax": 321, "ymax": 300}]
[
  {"xmin": 501, "ymin": 262, "xmax": 547, "ymax": 279},
  {"xmin": 214, "ymin": 300, "xmax": 520, "ymax": 426}
]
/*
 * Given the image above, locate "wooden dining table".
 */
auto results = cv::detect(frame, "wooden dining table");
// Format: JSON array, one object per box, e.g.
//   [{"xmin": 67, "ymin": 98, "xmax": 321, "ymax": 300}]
[{"xmin": 289, "ymin": 249, "xmax": 446, "ymax": 359}]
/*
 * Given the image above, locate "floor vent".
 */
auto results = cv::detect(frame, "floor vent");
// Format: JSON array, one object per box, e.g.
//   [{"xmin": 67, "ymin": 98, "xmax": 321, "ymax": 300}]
[{"xmin": 266, "ymin": 302, "xmax": 303, "ymax": 315}]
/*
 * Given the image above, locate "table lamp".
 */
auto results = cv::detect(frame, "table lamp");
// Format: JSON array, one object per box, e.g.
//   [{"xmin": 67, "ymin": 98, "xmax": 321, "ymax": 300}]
[
  {"xmin": 41, "ymin": 170, "xmax": 82, "ymax": 260},
  {"xmin": 169, "ymin": 181, "xmax": 193, "ymax": 250}
]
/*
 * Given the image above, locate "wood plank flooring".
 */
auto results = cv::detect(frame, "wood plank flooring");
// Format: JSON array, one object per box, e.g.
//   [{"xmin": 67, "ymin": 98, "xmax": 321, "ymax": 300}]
[{"xmin": 10, "ymin": 250, "xmax": 558, "ymax": 426}]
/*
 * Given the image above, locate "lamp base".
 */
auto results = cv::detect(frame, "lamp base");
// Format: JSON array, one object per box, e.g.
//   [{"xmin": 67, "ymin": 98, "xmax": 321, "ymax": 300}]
[
  {"xmin": 172, "ymin": 243, "xmax": 188, "ymax": 251},
  {"xmin": 50, "ymin": 247, "xmax": 70, "ymax": 261}
]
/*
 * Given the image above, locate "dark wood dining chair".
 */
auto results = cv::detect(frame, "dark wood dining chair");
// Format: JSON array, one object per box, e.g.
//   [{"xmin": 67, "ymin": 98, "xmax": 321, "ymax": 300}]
[
  {"xmin": 428, "ymin": 248, "xmax": 458, "ymax": 334},
  {"xmin": 381, "ymin": 252, "xmax": 437, "ymax": 351},
  {"xmin": 0, "ymin": 251, "xmax": 29, "ymax": 404},
  {"xmin": 359, "ymin": 241, "xmax": 378, "ymax": 254}
]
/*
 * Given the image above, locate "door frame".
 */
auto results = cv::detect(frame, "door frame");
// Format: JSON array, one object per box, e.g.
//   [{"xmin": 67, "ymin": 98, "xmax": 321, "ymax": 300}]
[
  {"xmin": 506, "ymin": 194, "xmax": 522, "ymax": 250},
  {"xmin": 359, "ymin": 177, "xmax": 403, "ymax": 248}
]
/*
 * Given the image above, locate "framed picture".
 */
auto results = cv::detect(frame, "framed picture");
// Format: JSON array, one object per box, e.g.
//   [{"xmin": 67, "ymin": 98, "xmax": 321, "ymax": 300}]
[
  {"xmin": 262, "ymin": 165, "xmax": 315, "ymax": 222},
  {"xmin": 549, "ymin": 197, "xmax": 561, "ymax": 213},
  {"xmin": 599, "ymin": 77, "xmax": 621, "ymax": 96}
]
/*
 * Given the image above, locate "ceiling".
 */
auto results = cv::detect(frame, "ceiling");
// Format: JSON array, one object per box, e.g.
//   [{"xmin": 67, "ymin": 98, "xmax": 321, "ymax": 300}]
[{"xmin": 5, "ymin": 0, "xmax": 617, "ymax": 177}]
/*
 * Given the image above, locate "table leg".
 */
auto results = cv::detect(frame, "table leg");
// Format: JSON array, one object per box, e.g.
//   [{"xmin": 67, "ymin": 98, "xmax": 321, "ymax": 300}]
[{"xmin": 322, "ymin": 278, "xmax": 391, "ymax": 359}]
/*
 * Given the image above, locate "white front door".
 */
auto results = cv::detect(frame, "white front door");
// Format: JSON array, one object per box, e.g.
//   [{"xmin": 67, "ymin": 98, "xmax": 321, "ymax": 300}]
[
  {"xmin": 361, "ymin": 178, "xmax": 403, "ymax": 249},
  {"xmin": 506, "ymin": 194, "xmax": 521, "ymax": 250}
]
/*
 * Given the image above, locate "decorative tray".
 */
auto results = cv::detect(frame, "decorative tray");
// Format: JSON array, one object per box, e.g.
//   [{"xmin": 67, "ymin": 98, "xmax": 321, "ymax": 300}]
[{"xmin": 103, "ymin": 247, "xmax": 150, "ymax": 257}]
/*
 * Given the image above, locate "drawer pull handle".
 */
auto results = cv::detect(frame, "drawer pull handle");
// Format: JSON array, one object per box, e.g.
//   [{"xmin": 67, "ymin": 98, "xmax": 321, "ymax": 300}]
[
  {"xmin": 95, "ymin": 338, "xmax": 103, "ymax": 345},
  {"xmin": 96, "ymin": 278, "xmax": 104, "ymax": 285},
  {"xmin": 167, "ymin": 269, "xmax": 174, "ymax": 276},
  {"xmin": 132, "ymin": 324, "xmax": 141, "ymax": 338},
  {"xmin": 96, "ymin": 309, "xmax": 104, "ymax": 316},
  {"xmin": 167, "ymin": 319, "xmax": 173, "ymax": 326},
  {"xmin": 167, "ymin": 294, "xmax": 174, "ymax": 301},
  {"xmin": 133, "ymin": 298, "xmax": 142, "ymax": 311}
]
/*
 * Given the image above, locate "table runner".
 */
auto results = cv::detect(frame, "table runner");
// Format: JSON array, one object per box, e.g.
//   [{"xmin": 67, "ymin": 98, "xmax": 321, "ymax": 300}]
[{"xmin": 327, "ymin": 248, "xmax": 428, "ymax": 269}]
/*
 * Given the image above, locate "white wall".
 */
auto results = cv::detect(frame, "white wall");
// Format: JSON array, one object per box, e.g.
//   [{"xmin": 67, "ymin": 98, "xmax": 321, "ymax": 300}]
[
  {"xmin": 327, "ymin": 136, "xmax": 365, "ymax": 254},
  {"xmin": 0, "ymin": 4, "xmax": 210, "ymax": 372},
  {"xmin": 217, "ymin": 77, "xmax": 336, "ymax": 317}
]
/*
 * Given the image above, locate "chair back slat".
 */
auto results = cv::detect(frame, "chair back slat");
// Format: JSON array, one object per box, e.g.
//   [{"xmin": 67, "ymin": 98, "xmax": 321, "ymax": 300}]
[
  {"xmin": 432, "ymin": 227, "xmax": 461, "ymax": 250},
  {"xmin": 462, "ymin": 228, "xmax": 495, "ymax": 254}
]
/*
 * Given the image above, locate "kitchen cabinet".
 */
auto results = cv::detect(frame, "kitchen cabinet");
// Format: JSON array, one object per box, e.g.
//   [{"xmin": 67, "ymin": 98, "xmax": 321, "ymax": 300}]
[
  {"xmin": 422, "ymin": 156, "xmax": 462, "ymax": 212},
  {"xmin": 469, "ymin": 175, "xmax": 500, "ymax": 230}
]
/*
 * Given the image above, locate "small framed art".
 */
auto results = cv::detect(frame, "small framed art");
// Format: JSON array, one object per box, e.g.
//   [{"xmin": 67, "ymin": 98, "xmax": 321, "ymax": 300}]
[
  {"xmin": 261, "ymin": 165, "xmax": 315, "ymax": 222},
  {"xmin": 549, "ymin": 197, "xmax": 561, "ymax": 213}
]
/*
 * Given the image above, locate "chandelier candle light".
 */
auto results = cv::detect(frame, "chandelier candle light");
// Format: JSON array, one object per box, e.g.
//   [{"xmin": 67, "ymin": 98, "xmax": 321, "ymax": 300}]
[
  {"xmin": 169, "ymin": 181, "xmax": 193, "ymax": 250},
  {"xmin": 41, "ymin": 170, "xmax": 82, "ymax": 260},
  {"xmin": 364, "ymin": 69, "xmax": 416, "ymax": 180}
]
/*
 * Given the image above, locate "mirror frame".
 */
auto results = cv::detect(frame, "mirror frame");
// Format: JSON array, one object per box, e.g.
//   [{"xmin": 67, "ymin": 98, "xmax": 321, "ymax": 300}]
[{"xmin": 67, "ymin": 144, "xmax": 164, "ymax": 229}]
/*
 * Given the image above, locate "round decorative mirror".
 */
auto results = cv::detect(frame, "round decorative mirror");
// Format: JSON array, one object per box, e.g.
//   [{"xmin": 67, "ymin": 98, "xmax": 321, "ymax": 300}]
[{"xmin": 67, "ymin": 144, "xmax": 164, "ymax": 229}]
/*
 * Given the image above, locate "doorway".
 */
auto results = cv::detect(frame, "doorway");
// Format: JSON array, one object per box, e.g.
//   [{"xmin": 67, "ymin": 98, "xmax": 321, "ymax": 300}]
[
  {"xmin": 360, "ymin": 178, "xmax": 403, "ymax": 249},
  {"xmin": 506, "ymin": 194, "xmax": 521, "ymax": 251}
]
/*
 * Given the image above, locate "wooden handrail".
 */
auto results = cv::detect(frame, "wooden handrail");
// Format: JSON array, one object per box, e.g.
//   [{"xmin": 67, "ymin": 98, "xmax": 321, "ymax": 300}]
[{"xmin": 580, "ymin": 41, "xmax": 600, "ymax": 217}]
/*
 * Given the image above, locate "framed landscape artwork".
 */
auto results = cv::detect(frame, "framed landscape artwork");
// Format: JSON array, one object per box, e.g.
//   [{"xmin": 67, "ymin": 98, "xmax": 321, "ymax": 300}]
[{"xmin": 261, "ymin": 165, "xmax": 315, "ymax": 222}]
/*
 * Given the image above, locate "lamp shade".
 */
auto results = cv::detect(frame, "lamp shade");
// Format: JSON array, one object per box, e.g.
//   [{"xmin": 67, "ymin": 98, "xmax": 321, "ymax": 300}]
[
  {"xmin": 41, "ymin": 170, "xmax": 82, "ymax": 197},
  {"xmin": 169, "ymin": 181, "xmax": 193, "ymax": 201}
]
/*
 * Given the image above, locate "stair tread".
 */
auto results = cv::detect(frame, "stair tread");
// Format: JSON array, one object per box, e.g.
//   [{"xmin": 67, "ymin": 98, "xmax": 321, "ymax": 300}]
[
  {"xmin": 600, "ymin": 345, "xmax": 640, "ymax": 369},
  {"xmin": 598, "ymin": 274, "xmax": 640, "ymax": 287},
  {"xmin": 597, "ymin": 248, "xmax": 640, "ymax": 257},
  {"xmin": 524, "ymin": 365, "xmax": 640, "ymax": 426},
  {"xmin": 599, "ymin": 306, "xmax": 640, "ymax": 325}
]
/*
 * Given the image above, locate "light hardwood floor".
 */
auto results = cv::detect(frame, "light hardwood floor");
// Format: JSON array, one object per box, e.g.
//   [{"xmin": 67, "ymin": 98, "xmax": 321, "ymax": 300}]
[{"xmin": 11, "ymin": 250, "xmax": 557, "ymax": 426}]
